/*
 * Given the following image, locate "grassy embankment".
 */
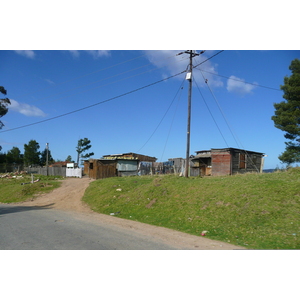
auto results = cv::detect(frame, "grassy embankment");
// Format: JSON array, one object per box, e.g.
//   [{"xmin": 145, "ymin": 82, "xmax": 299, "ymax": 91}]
[
  {"xmin": 82, "ymin": 168, "xmax": 300, "ymax": 249},
  {"xmin": 0, "ymin": 175, "xmax": 63, "ymax": 203}
]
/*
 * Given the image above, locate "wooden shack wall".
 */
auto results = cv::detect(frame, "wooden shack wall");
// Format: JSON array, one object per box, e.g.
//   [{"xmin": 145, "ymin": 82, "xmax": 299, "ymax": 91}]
[
  {"xmin": 231, "ymin": 150, "xmax": 262, "ymax": 174},
  {"xmin": 83, "ymin": 161, "xmax": 89, "ymax": 175},
  {"xmin": 96, "ymin": 160, "xmax": 117, "ymax": 179},
  {"xmin": 85, "ymin": 160, "xmax": 117, "ymax": 179}
]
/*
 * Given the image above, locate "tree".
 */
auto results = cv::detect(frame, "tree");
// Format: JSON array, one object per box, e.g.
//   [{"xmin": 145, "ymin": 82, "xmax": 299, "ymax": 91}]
[
  {"xmin": 6, "ymin": 147, "xmax": 23, "ymax": 165},
  {"xmin": 65, "ymin": 155, "xmax": 73, "ymax": 162},
  {"xmin": 76, "ymin": 138, "xmax": 94, "ymax": 165},
  {"xmin": 40, "ymin": 147, "xmax": 54, "ymax": 166},
  {"xmin": 0, "ymin": 86, "xmax": 11, "ymax": 151},
  {"xmin": 24, "ymin": 140, "xmax": 41, "ymax": 166},
  {"xmin": 271, "ymin": 58, "xmax": 300, "ymax": 164}
]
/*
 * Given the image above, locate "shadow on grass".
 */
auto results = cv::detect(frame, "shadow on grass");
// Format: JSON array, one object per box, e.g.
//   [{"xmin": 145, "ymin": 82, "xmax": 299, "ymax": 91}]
[{"xmin": 0, "ymin": 203, "xmax": 55, "ymax": 216}]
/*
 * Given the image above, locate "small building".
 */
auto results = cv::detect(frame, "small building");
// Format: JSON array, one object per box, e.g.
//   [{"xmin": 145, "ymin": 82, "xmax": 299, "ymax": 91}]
[
  {"xmin": 84, "ymin": 159, "xmax": 117, "ymax": 179},
  {"xmin": 84, "ymin": 153, "xmax": 157, "ymax": 179},
  {"xmin": 191, "ymin": 148, "xmax": 265, "ymax": 176}
]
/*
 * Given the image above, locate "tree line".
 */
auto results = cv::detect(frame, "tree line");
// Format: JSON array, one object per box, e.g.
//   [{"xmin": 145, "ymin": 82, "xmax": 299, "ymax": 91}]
[{"xmin": 0, "ymin": 138, "xmax": 94, "ymax": 170}]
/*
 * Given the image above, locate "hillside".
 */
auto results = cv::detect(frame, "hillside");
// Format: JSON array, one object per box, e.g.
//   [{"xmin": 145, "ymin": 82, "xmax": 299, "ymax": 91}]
[{"xmin": 82, "ymin": 168, "xmax": 300, "ymax": 249}]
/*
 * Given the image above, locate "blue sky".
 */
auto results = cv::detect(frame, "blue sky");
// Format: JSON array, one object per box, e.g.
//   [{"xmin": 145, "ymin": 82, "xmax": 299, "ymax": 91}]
[{"xmin": 0, "ymin": 50, "xmax": 299, "ymax": 169}]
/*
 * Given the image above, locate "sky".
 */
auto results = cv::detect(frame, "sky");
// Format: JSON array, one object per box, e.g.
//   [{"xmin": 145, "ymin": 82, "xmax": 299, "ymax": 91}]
[{"xmin": 1, "ymin": 50, "xmax": 299, "ymax": 169}]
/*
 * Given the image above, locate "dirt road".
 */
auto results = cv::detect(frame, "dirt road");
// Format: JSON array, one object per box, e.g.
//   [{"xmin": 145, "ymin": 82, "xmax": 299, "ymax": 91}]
[{"xmin": 12, "ymin": 177, "xmax": 245, "ymax": 250}]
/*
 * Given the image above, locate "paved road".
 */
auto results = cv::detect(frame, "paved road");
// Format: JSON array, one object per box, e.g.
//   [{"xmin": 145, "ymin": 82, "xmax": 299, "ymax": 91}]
[{"xmin": 0, "ymin": 204, "xmax": 177, "ymax": 250}]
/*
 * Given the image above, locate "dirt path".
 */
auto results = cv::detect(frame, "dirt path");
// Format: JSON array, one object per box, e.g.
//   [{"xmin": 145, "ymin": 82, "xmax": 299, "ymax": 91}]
[{"xmin": 13, "ymin": 177, "xmax": 245, "ymax": 250}]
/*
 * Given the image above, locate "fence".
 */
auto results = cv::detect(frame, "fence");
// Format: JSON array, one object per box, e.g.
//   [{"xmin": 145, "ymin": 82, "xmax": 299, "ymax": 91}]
[
  {"xmin": 26, "ymin": 166, "xmax": 66, "ymax": 176},
  {"xmin": 138, "ymin": 161, "xmax": 185, "ymax": 176},
  {"xmin": 0, "ymin": 163, "xmax": 24, "ymax": 173},
  {"xmin": 25, "ymin": 166, "xmax": 82, "ymax": 177}
]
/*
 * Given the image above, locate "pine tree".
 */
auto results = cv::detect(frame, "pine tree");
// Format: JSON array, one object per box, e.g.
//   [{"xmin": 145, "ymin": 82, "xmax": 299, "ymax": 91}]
[
  {"xmin": 0, "ymin": 86, "xmax": 11, "ymax": 151},
  {"xmin": 272, "ymin": 59, "xmax": 300, "ymax": 164},
  {"xmin": 24, "ymin": 140, "xmax": 41, "ymax": 166},
  {"xmin": 76, "ymin": 138, "xmax": 94, "ymax": 165}
]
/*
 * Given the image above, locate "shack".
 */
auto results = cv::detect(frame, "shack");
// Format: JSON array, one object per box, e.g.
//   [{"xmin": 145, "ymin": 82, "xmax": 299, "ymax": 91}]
[
  {"xmin": 84, "ymin": 153, "xmax": 157, "ymax": 179},
  {"xmin": 191, "ymin": 148, "xmax": 265, "ymax": 176},
  {"xmin": 84, "ymin": 159, "xmax": 117, "ymax": 179}
]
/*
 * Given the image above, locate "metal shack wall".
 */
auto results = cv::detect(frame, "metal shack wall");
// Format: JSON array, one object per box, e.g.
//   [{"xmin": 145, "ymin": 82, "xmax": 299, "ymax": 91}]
[
  {"xmin": 117, "ymin": 160, "xmax": 138, "ymax": 176},
  {"xmin": 211, "ymin": 151, "xmax": 231, "ymax": 176},
  {"xmin": 117, "ymin": 160, "xmax": 138, "ymax": 171}
]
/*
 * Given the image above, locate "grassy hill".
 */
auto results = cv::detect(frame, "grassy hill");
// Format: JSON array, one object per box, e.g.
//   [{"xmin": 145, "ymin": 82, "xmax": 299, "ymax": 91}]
[{"xmin": 82, "ymin": 168, "xmax": 300, "ymax": 249}]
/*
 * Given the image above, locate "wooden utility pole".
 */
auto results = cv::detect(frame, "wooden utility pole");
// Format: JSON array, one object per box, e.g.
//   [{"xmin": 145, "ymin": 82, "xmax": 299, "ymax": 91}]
[
  {"xmin": 182, "ymin": 50, "xmax": 200, "ymax": 177},
  {"xmin": 46, "ymin": 142, "xmax": 49, "ymax": 176}
]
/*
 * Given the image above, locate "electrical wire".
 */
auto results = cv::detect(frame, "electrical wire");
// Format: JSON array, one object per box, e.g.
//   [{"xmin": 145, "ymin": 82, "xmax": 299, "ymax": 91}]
[
  {"xmin": 0, "ymin": 70, "xmax": 186, "ymax": 134},
  {"xmin": 193, "ymin": 50, "xmax": 224, "ymax": 68},
  {"xmin": 30, "ymin": 56, "xmax": 190, "ymax": 106},
  {"xmin": 17, "ymin": 52, "xmax": 150, "ymax": 99},
  {"xmin": 199, "ymin": 70, "xmax": 260, "ymax": 172},
  {"xmin": 159, "ymin": 79, "xmax": 186, "ymax": 162},
  {"xmin": 136, "ymin": 76, "xmax": 186, "ymax": 154},
  {"xmin": 25, "ymin": 51, "xmax": 189, "ymax": 105},
  {"xmin": 199, "ymin": 69, "xmax": 242, "ymax": 148},
  {"xmin": 193, "ymin": 76, "xmax": 230, "ymax": 148},
  {"xmin": 195, "ymin": 69, "xmax": 282, "ymax": 91}
]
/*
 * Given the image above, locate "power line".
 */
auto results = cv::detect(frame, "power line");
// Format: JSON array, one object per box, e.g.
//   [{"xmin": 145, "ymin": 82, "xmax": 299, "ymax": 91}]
[
  {"xmin": 160, "ymin": 81, "xmax": 185, "ymax": 162},
  {"xmin": 199, "ymin": 70, "xmax": 260, "ymax": 172},
  {"xmin": 1, "ymin": 70, "xmax": 186, "ymax": 134},
  {"xmin": 193, "ymin": 75, "xmax": 230, "ymax": 148},
  {"xmin": 136, "ymin": 77, "xmax": 186, "ymax": 154},
  {"xmin": 196, "ymin": 69, "xmax": 282, "ymax": 91},
  {"xmin": 23, "ymin": 51, "xmax": 187, "ymax": 104},
  {"xmin": 199, "ymin": 69, "xmax": 241, "ymax": 148},
  {"xmin": 193, "ymin": 50, "xmax": 224, "ymax": 68},
  {"xmin": 17, "ymin": 52, "xmax": 150, "ymax": 99},
  {"xmin": 26, "ymin": 52, "xmax": 189, "ymax": 105}
]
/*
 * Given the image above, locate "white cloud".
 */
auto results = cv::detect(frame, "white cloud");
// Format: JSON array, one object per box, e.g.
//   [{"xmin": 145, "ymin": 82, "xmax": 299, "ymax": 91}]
[
  {"xmin": 86, "ymin": 50, "xmax": 111, "ymax": 58},
  {"xmin": 14, "ymin": 50, "xmax": 35, "ymax": 59},
  {"xmin": 68, "ymin": 50, "xmax": 80, "ymax": 58},
  {"xmin": 68, "ymin": 50, "xmax": 111, "ymax": 59},
  {"xmin": 9, "ymin": 99, "xmax": 46, "ymax": 117},
  {"xmin": 144, "ymin": 50, "xmax": 224, "ymax": 87},
  {"xmin": 226, "ymin": 75, "xmax": 257, "ymax": 96}
]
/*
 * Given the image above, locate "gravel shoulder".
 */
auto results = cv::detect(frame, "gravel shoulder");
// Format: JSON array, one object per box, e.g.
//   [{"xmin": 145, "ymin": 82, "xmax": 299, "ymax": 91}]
[{"xmin": 10, "ymin": 177, "xmax": 245, "ymax": 250}]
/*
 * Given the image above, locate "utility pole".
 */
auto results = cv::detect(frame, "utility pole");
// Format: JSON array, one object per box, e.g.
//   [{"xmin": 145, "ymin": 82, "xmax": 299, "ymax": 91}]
[
  {"xmin": 178, "ymin": 50, "xmax": 201, "ymax": 177},
  {"xmin": 46, "ymin": 142, "xmax": 49, "ymax": 176}
]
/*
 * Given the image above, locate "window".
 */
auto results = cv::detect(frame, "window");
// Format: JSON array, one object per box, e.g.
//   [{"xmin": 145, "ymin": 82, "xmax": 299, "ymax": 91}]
[{"xmin": 89, "ymin": 163, "xmax": 93, "ymax": 170}]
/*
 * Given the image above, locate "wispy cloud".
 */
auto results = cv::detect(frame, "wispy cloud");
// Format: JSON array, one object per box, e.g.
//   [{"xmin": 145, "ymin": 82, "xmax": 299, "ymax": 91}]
[
  {"xmin": 68, "ymin": 50, "xmax": 111, "ymax": 59},
  {"xmin": 144, "ymin": 50, "xmax": 224, "ymax": 87},
  {"xmin": 14, "ymin": 50, "xmax": 36, "ymax": 59},
  {"xmin": 226, "ymin": 75, "xmax": 257, "ymax": 96},
  {"xmin": 86, "ymin": 50, "xmax": 111, "ymax": 58},
  {"xmin": 9, "ymin": 99, "xmax": 46, "ymax": 117},
  {"xmin": 68, "ymin": 50, "xmax": 80, "ymax": 58},
  {"xmin": 44, "ymin": 78, "xmax": 55, "ymax": 85}
]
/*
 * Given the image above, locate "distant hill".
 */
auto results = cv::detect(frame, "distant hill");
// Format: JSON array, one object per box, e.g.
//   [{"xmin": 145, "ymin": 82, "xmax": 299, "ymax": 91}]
[{"xmin": 263, "ymin": 169, "xmax": 275, "ymax": 173}]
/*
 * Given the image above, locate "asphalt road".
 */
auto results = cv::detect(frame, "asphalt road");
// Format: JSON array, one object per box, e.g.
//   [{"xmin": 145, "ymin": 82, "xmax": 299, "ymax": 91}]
[{"xmin": 0, "ymin": 204, "xmax": 177, "ymax": 250}]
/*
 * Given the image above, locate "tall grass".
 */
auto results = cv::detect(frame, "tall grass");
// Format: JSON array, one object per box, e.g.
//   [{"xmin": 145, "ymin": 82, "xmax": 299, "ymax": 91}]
[{"xmin": 82, "ymin": 168, "xmax": 300, "ymax": 249}]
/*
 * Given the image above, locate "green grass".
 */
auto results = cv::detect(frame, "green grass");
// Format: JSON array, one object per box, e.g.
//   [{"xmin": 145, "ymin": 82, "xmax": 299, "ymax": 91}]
[
  {"xmin": 0, "ymin": 174, "xmax": 63, "ymax": 203},
  {"xmin": 82, "ymin": 168, "xmax": 300, "ymax": 249}
]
